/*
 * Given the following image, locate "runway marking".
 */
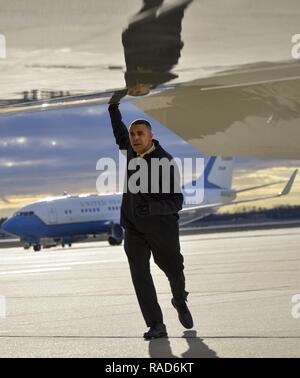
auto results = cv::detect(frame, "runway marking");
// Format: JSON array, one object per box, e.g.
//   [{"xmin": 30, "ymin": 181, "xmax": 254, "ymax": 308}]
[
  {"xmin": 0, "ymin": 259, "xmax": 122, "ymax": 268},
  {"xmin": 0, "ymin": 267, "xmax": 72, "ymax": 276},
  {"xmin": 0, "ymin": 258, "xmax": 126, "ymax": 270},
  {"xmin": 0, "ymin": 335, "xmax": 299, "ymax": 339},
  {"xmin": 0, "ymin": 258, "xmax": 128, "ymax": 276}
]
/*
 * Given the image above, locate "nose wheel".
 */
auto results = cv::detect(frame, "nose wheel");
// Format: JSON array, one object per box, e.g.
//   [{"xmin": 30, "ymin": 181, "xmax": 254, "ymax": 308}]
[{"xmin": 33, "ymin": 244, "xmax": 41, "ymax": 252}]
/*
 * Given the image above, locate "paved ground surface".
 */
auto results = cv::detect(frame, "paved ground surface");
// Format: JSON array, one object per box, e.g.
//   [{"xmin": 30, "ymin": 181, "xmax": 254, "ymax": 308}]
[{"xmin": 0, "ymin": 227, "xmax": 300, "ymax": 358}]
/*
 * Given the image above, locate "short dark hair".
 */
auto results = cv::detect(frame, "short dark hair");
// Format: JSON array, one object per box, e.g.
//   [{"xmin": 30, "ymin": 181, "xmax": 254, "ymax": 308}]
[{"xmin": 130, "ymin": 119, "xmax": 152, "ymax": 129}]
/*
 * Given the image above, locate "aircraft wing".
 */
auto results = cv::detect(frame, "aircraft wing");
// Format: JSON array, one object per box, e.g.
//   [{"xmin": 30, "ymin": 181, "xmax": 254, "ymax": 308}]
[
  {"xmin": 1, "ymin": 1, "xmax": 300, "ymax": 160},
  {"xmin": 0, "ymin": 91, "xmax": 112, "ymax": 115},
  {"xmin": 2, "ymin": 60, "xmax": 300, "ymax": 161},
  {"xmin": 133, "ymin": 60, "xmax": 300, "ymax": 160},
  {"xmin": 233, "ymin": 180, "xmax": 286, "ymax": 194},
  {"xmin": 179, "ymin": 169, "xmax": 298, "ymax": 225}
]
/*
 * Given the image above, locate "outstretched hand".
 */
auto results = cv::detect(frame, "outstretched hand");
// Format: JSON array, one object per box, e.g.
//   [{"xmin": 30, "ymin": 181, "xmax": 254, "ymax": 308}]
[{"xmin": 108, "ymin": 89, "xmax": 128, "ymax": 105}]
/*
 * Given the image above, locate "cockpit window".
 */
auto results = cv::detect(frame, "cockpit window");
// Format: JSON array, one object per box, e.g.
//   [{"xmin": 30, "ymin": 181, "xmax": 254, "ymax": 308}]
[{"xmin": 15, "ymin": 211, "xmax": 34, "ymax": 216}]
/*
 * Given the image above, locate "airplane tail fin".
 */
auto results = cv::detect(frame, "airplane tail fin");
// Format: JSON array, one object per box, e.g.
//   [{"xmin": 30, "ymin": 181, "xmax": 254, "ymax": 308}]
[
  {"xmin": 204, "ymin": 156, "xmax": 234, "ymax": 190},
  {"xmin": 182, "ymin": 156, "xmax": 234, "ymax": 192},
  {"xmin": 279, "ymin": 169, "xmax": 298, "ymax": 196}
]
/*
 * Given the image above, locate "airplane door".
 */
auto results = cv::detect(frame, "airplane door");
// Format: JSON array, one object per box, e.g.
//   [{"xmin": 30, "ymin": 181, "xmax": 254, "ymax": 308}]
[{"xmin": 47, "ymin": 205, "xmax": 57, "ymax": 224}]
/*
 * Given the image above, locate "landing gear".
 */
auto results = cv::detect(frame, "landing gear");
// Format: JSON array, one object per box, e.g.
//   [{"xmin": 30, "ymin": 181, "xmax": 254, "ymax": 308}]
[
  {"xmin": 108, "ymin": 236, "xmax": 123, "ymax": 246},
  {"xmin": 33, "ymin": 244, "xmax": 41, "ymax": 252},
  {"xmin": 108, "ymin": 223, "xmax": 124, "ymax": 246},
  {"xmin": 62, "ymin": 242, "xmax": 72, "ymax": 248}
]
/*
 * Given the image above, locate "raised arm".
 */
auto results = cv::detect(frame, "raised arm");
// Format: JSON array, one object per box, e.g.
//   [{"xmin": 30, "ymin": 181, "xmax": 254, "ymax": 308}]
[{"xmin": 108, "ymin": 102, "xmax": 130, "ymax": 151}]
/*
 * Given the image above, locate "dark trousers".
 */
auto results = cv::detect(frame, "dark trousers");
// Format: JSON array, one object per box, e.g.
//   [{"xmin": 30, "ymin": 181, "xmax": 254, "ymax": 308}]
[{"xmin": 124, "ymin": 223, "xmax": 186, "ymax": 327}]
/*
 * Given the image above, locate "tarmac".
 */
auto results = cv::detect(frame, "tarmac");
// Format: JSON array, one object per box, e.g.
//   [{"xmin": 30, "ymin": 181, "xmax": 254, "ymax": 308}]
[{"xmin": 0, "ymin": 227, "xmax": 300, "ymax": 358}]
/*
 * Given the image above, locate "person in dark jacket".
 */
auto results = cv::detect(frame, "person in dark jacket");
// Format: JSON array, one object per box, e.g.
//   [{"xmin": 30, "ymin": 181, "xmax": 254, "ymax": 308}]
[{"xmin": 108, "ymin": 101, "xmax": 193, "ymax": 339}]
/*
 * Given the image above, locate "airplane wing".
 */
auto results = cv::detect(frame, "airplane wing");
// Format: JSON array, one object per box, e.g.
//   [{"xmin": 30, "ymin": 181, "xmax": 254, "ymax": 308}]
[
  {"xmin": 0, "ymin": 91, "xmax": 112, "ymax": 115},
  {"xmin": 233, "ymin": 180, "xmax": 286, "ymax": 194},
  {"xmin": 1, "ymin": 1, "xmax": 300, "ymax": 160},
  {"xmin": 1, "ymin": 60, "xmax": 300, "ymax": 161},
  {"xmin": 179, "ymin": 169, "xmax": 298, "ymax": 225},
  {"xmin": 133, "ymin": 60, "xmax": 300, "ymax": 160}
]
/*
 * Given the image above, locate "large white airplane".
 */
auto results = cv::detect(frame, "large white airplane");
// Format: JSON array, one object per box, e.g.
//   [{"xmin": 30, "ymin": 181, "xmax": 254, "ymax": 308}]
[{"xmin": 1, "ymin": 157, "xmax": 297, "ymax": 251}]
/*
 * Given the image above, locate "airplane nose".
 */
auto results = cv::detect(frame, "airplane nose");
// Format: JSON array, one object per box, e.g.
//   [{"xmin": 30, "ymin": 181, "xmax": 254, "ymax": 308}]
[
  {"xmin": 1, "ymin": 219, "xmax": 10, "ymax": 233},
  {"xmin": 1, "ymin": 218, "xmax": 16, "ymax": 236}
]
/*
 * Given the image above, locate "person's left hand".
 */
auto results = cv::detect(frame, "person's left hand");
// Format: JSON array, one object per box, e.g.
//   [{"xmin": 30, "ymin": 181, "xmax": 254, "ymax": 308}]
[{"xmin": 108, "ymin": 89, "xmax": 128, "ymax": 104}]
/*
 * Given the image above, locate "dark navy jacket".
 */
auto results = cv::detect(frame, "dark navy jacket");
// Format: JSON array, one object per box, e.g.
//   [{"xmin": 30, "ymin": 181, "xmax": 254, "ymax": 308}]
[{"xmin": 108, "ymin": 104, "xmax": 183, "ymax": 232}]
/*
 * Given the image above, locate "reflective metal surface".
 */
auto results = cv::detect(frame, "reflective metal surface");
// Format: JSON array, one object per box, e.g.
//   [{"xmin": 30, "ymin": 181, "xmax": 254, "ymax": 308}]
[
  {"xmin": 133, "ymin": 60, "xmax": 300, "ymax": 159},
  {"xmin": 1, "ymin": 0, "xmax": 300, "ymax": 158}
]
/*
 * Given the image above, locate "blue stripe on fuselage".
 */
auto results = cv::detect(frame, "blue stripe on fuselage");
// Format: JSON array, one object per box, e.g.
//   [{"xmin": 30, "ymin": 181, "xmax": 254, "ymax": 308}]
[{"xmin": 2, "ymin": 214, "xmax": 110, "ymax": 242}]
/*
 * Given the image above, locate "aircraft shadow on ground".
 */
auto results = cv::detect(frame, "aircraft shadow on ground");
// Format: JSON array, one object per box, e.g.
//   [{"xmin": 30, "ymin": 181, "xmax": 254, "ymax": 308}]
[{"xmin": 148, "ymin": 330, "xmax": 218, "ymax": 358}]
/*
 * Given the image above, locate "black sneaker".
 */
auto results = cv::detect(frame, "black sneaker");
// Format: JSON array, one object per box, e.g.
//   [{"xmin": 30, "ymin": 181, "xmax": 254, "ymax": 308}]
[
  {"xmin": 171, "ymin": 297, "xmax": 193, "ymax": 329},
  {"xmin": 143, "ymin": 323, "xmax": 168, "ymax": 340}
]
